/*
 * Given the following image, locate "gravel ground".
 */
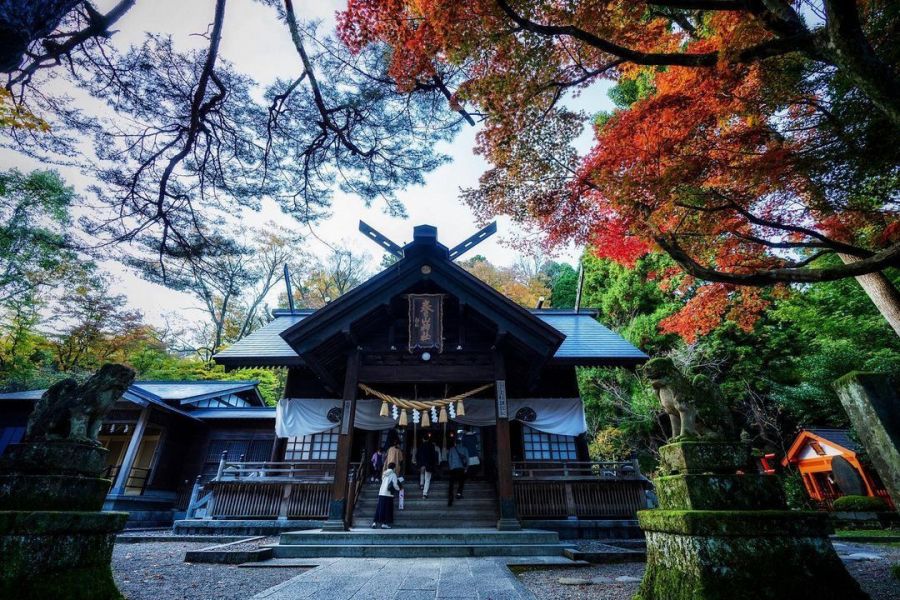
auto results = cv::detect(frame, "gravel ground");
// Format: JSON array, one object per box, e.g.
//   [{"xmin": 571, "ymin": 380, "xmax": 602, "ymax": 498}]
[
  {"xmin": 518, "ymin": 541, "xmax": 900, "ymax": 600},
  {"xmin": 835, "ymin": 541, "xmax": 900, "ymax": 600},
  {"xmin": 113, "ymin": 541, "xmax": 308, "ymax": 600}
]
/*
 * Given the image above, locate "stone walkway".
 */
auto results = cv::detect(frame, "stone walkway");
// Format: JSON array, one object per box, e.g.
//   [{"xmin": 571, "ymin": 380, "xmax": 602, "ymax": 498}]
[{"xmin": 251, "ymin": 557, "xmax": 537, "ymax": 600}]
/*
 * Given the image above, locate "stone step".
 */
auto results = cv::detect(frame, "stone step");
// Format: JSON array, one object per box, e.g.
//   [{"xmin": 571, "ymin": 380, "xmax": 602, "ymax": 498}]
[
  {"xmin": 270, "ymin": 543, "xmax": 572, "ymax": 558},
  {"xmin": 353, "ymin": 507, "xmax": 497, "ymax": 521},
  {"xmin": 280, "ymin": 528, "xmax": 560, "ymax": 546},
  {"xmin": 357, "ymin": 511, "xmax": 498, "ymax": 522},
  {"xmin": 353, "ymin": 517, "xmax": 497, "ymax": 530},
  {"xmin": 356, "ymin": 494, "xmax": 497, "ymax": 509},
  {"xmin": 364, "ymin": 481, "xmax": 496, "ymax": 490}
]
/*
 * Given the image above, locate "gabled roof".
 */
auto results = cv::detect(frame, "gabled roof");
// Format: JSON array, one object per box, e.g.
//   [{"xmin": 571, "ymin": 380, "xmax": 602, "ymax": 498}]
[
  {"xmin": 127, "ymin": 380, "xmax": 264, "ymax": 406},
  {"xmin": 279, "ymin": 228, "xmax": 566, "ymax": 360},
  {"xmin": 0, "ymin": 380, "xmax": 265, "ymax": 420},
  {"xmin": 782, "ymin": 428, "xmax": 859, "ymax": 466},
  {"xmin": 214, "ymin": 310, "xmax": 647, "ymax": 368},
  {"xmin": 0, "ymin": 389, "xmax": 45, "ymax": 401}
]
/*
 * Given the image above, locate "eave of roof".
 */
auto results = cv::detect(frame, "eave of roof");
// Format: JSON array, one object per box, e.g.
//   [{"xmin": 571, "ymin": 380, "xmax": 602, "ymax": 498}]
[
  {"xmin": 189, "ymin": 407, "xmax": 276, "ymax": 420},
  {"xmin": 214, "ymin": 313, "xmax": 307, "ymax": 367},
  {"xmin": 213, "ymin": 310, "xmax": 648, "ymax": 368}
]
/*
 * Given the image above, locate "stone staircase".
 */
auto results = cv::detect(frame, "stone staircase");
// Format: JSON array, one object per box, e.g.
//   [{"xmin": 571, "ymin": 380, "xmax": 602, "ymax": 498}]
[
  {"xmin": 269, "ymin": 528, "xmax": 575, "ymax": 558},
  {"xmin": 352, "ymin": 479, "xmax": 498, "ymax": 528}
]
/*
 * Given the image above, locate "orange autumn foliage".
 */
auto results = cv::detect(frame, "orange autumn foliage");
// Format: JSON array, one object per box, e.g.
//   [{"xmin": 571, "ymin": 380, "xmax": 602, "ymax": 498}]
[{"xmin": 339, "ymin": 2, "xmax": 900, "ymax": 341}]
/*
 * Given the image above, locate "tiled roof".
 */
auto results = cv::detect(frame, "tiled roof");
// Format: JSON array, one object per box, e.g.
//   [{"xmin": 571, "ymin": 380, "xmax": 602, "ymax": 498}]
[
  {"xmin": 214, "ymin": 310, "xmax": 647, "ymax": 366},
  {"xmin": 0, "ymin": 389, "xmax": 45, "ymax": 401},
  {"xmin": 0, "ymin": 381, "xmax": 262, "ymax": 416},
  {"xmin": 807, "ymin": 428, "xmax": 859, "ymax": 452},
  {"xmin": 213, "ymin": 314, "xmax": 307, "ymax": 365},
  {"xmin": 535, "ymin": 312, "xmax": 649, "ymax": 363}
]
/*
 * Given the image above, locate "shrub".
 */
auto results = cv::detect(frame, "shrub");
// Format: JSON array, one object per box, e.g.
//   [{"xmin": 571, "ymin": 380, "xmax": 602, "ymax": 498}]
[
  {"xmin": 892, "ymin": 563, "xmax": 900, "ymax": 583},
  {"xmin": 782, "ymin": 470, "xmax": 814, "ymax": 510},
  {"xmin": 832, "ymin": 495, "xmax": 889, "ymax": 512}
]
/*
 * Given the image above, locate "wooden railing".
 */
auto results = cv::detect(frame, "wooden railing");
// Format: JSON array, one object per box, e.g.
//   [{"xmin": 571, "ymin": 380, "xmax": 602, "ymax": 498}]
[
  {"xmin": 345, "ymin": 452, "xmax": 369, "ymax": 526},
  {"xmin": 512, "ymin": 461, "xmax": 648, "ymax": 519},
  {"xmin": 512, "ymin": 460, "xmax": 641, "ymax": 480},
  {"xmin": 185, "ymin": 453, "xmax": 352, "ymax": 520},
  {"xmin": 214, "ymin": 460, "xmax": 337, "ymax": 482}
]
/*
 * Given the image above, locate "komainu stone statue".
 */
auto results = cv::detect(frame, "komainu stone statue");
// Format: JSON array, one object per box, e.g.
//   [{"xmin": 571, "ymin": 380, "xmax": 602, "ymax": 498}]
[
  {"xmin": 635, "ymin": 356, "xmax": 868, "ymax": 600},
  {"xmin": 641, "ymin": 357, "xmax": 732, "ymax": 441},
  {"xmin": 0, "ymin": 363, "xmax": 135, "ymax": 600},
  {"xmin": 24, "ymin": 363, "xmax": 134, "ymax": 444}
]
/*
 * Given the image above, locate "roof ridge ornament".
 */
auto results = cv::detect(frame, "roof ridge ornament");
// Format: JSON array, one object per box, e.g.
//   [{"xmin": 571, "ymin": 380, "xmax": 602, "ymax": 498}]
[{"xmin": 358, "ymin": 220, "xmax": 497, "ymax": 261}]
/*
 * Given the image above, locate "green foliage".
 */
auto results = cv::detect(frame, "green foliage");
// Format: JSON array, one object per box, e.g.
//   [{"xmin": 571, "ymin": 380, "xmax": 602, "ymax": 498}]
[
  {"xmin": 0, "ymin": 169, "xmax": 81, "ymax": 304},
  {"xmin": 581, "ymin": 252, "xmax": 680, "ymax": 353},
  {"xmin": 769, "ymin": 265, "xmax": 900, "ymax": 426},
  {"xmin": 832, "ymin": 495, "xmax": 890, "ymax": 513},
  {"xmin": 608, "ymin": 69, "xmax": 657, "ymax": 109},
  {"xmin": 541, "ymin": 261, "xmax": 577, "ymax": 308},
  {"xmin": 892, "ymin": 564, "xmax": 900, "ymax": 582},
  {"xmin": 127, "ymin": 347, "xmax": 284, "ymax": 405},
  {"xmin": 589, "ymin": 426, "xmax": 633, "ymax": 461},
  {"xmin": 577, "ymin": 248, "xmax": 900, "ymax": 464},
  {"xmin": 782, "ymin": 470, "xmax": 815, "ymax": 511}
]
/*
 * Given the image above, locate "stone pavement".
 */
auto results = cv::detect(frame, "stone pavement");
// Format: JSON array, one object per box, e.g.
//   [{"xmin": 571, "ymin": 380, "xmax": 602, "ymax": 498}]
[{"xmin": 251, "ymin": 557, "xmax": 537, "ymax": 600}]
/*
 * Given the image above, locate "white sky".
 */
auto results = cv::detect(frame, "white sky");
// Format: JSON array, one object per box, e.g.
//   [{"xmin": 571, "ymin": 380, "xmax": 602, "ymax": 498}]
[{"xmin": 0, "ymin": 0, "xmax": 613, "ymax": 327}]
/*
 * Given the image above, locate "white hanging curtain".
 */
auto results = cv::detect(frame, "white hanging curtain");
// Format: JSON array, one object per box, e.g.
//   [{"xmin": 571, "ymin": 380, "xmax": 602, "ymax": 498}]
[{"xmin": 275, "ymin": 397, "xmax": 587, "ymax": 438}]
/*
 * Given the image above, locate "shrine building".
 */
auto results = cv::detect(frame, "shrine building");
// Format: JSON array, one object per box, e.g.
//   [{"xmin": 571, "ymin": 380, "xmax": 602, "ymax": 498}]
[{"xmin": 0, "ymin": 223, "xmax": 651, "ymax": 533}]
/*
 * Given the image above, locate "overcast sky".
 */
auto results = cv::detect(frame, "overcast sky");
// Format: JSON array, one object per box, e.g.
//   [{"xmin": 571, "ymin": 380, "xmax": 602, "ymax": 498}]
[{"xmin": 0, "ymin": 0, "xmax": 614, "ymax": 327}]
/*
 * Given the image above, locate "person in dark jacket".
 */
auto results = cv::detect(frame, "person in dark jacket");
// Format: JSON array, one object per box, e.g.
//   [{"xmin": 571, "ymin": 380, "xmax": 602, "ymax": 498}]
[
  {"xmin": 416, "ymin": 436, "xmax": 439, "ymax": 499},
  {"xmin": 446, "ymin": 438, "xmax": 468, "ymax": 506}
]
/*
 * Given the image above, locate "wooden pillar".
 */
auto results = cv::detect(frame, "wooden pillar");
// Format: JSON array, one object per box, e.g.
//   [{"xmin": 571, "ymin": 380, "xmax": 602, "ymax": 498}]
[
  {"xmin": 270, "ymin": 437, "xmax": 288, "ymax": 462},
  {"xmin": 110, "ymin": 406, "xmax": 150, "ymax": 496},
  {"xmin": 323, "ymin": 350, "xmax": 360, "ymax": 531},
  {"xmin": 493, "ymin": 350, "xmax": 520, "ymax": 530}
]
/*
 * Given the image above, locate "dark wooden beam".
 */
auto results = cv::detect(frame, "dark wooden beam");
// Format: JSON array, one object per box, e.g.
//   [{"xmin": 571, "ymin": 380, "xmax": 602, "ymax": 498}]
[
  {"xmin": 493, "ymin": 348, "xmax": 520, "ymax": 530},
  {"xmin": 323, "ymin": 349, "xmax": 360, "ymax": 531},
  {"xmin": 359, "ymin": 364, "xmax": 494, "ymax": 383},
  {"xmin": 359, "ymin": 220, "xmax": 403, "ymax": 258},
  {"xmin": 301, "ymin": 351, "xmax": 339, "ymax": 395},
  {"xmin": 458, "ymin": 301, "xmax": 466, "ymax": 349}
]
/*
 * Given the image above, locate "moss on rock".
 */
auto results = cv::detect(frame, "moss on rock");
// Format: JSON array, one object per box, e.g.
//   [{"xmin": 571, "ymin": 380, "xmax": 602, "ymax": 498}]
[
  {"xmin": 635, "ymin": 527, "xmax": 868, "ymax": 600},
  {"xmin": 0, "ymin": 510, "xmax": 127, "ymax": 599},
  {"xmin": 655, "ymin": 474, "xmax": 786, "ymax": 511},
  {"xmin": 659, "ymin": 441, "xmax": 751, "ymax": 475}
]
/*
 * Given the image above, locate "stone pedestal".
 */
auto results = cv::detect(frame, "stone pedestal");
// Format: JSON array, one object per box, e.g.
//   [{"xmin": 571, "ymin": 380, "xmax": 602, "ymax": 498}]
[
  {"xmin": 636, "ymin": 441, "xmax": 867, "ymax": 600},
  {"xmin": 0, "ymin": 441, "xmax": 126, "ymax": 599}
]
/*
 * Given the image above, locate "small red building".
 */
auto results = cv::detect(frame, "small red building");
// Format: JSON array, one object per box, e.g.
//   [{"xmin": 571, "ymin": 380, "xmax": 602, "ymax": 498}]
[{"xmin": 782, "ymin": 428, "xmax": 894, "ymax": 510}]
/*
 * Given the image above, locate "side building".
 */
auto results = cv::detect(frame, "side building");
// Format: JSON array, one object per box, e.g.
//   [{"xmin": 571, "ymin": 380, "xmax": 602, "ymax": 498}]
[{"xmin": 0, "ymin": 380, "xmax": 275, "ymax": 527}]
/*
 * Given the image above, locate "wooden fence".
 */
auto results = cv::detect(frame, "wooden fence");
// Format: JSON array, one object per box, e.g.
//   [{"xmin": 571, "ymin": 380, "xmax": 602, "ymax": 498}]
[
  {"xmin": 206, "ymin": 480, "xmax": 333, "ymax": 519},
  {"xmin": 512, "ymin": 461, "xmax": 648, "ymax": 519},
  {"xmin": 189, "ymin": 454, "xmax": 354, "ymax": 520}
]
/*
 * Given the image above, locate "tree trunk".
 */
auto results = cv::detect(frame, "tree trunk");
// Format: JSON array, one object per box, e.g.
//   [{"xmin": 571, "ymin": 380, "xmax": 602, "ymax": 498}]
[{"xmin": 839, "ymin": 253, "xmax": 900, "ymax": 337}]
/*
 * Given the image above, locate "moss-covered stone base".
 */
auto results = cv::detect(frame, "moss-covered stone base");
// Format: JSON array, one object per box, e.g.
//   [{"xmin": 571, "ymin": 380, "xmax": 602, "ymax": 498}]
[
  {"xmin": 655, "ymin": 474, "xmax": 785, "ymax": 510},
  {"xmin": 0, "ymin": 510, "xmax": 127, "ymax": 600},
  {"xmin": 659, "ymin": 441, "xmax": 750, "ymax": 475},
  {"xmin": 635, "ymin": 510, "xmax": 868, "ymax": 600}
]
